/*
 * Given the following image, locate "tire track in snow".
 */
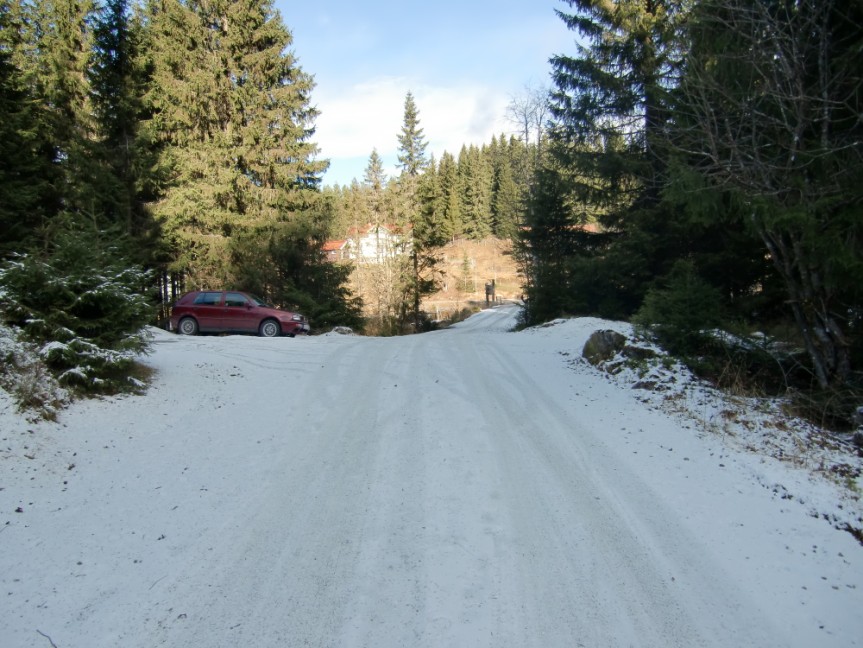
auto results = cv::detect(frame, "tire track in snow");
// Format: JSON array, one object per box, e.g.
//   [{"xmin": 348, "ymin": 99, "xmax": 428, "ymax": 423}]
[
  {"xmin": 129, "ymin": 313, "xmax": 791, "ymax": 647},
  {"xmin": 439, "ymin": 316, "xmax": 789, "ymax": 647},
  {"xmin": 137, "ymin": 336, "xmax": 398, "ymax": 647}
]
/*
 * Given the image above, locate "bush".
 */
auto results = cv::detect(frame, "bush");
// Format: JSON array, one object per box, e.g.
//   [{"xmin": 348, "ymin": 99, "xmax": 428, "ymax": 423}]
[
  {"xmin": 0, "ymin": 227, "xmax": 154, "ymax": 395},
  {"xmin": 633, "ymin": 260, "xmax": 723, "ymax": 355},
  {"xmin": 0, "ymin": 323, "xmax": 68, "ymax": 419},
  {"xmin": 685, "ymin": 334, "xmax": 799, "ymax": 397},
  {"xmin": 788, "ymin": 383, "xmax": 863, "ymax": 432}
]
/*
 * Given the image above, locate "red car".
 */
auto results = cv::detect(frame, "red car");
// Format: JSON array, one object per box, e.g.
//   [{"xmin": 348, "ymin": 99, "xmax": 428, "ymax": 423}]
[{"xmin": 169, "ymin": 290, "xmax": 310, "ymax": 337}]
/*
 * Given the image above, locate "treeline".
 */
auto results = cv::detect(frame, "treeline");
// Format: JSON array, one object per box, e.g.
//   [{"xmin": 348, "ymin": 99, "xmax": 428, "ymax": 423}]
[
  {"xmin": 317, "ymin": 114, "xmax": 546, "ymax": 335},
  {"xmin": 0, "ymin": 0, "xmax": 363, "ymax": 394},
  {"xmin": 0, "ymin": 0, "xmax": 361, "ymax": 324},
  {"xmin": 522, "ymin": 0, "xmax": 862, "ymax": 413},
  {"xmin": 323, "ymin": 134, "xmax": 537, "ymax": 244},
  {"xmin": 3, "ymin": 0, "xmax": 861, "ymax": 413}
]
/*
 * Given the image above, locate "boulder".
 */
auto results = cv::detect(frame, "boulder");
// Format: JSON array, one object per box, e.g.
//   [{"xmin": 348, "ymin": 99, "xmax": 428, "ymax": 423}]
[{"xmin": 582, "ymin": 330, "xmax": 627, "ymax": 366}]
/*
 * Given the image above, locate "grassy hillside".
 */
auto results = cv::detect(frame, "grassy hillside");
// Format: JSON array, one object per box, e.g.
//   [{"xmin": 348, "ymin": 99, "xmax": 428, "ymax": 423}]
[{"xmin": 423, "ymin": 237, "xmax": 521, "ymax": 321}]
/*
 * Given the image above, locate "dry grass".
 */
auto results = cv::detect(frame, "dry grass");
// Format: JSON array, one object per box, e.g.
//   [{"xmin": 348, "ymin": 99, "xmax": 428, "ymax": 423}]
[
  {"xmin": 423, "ymin": 237, "xmax": 521, "ymax": 320},
  {"xmin": 342, "ymin": 236, "xmax": 522, "ymax": 326}
]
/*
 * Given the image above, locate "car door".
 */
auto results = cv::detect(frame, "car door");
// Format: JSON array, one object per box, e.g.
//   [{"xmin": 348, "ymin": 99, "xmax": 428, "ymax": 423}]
[
  {"xmin": 191, "ymin": 291, "xmax": 224, "ymax": 331},
  {"xmin": 220, "ymin": 292, "xmax": 257, "ymax": 332}
]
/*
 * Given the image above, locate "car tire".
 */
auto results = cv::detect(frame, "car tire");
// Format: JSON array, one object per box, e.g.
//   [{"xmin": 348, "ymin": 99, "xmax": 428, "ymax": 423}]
[
  {"xmin": 259, "ymin": 319, "xmax": 281, "ymax": 337},
  {"xmin": 178, "ymin": 317, "xmax": 198, "ymax": 335}
]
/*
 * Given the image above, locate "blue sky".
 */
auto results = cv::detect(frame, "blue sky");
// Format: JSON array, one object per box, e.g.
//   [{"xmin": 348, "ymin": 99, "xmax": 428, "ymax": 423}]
[{"xmin": 273, "ymin": 1, "xmax": 575, "ymax": 186}]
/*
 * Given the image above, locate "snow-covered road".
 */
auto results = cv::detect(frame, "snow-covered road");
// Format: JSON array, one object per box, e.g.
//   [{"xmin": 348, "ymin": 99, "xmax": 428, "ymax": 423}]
[{"xmin": 2, "ymin": 306, "xmax": 861, "ymax": 647}]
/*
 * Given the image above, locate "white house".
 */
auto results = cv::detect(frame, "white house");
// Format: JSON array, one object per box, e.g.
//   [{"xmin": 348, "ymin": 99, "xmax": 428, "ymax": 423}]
[{"xmin": 325, "ymin": 223, "xmax": 410, "ymax": 264}]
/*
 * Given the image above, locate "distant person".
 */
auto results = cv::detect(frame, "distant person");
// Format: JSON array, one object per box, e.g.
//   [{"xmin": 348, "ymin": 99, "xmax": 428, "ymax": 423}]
[{"xmin": 485, "ymin": 279, "xmax": 495, "ymax": 306}]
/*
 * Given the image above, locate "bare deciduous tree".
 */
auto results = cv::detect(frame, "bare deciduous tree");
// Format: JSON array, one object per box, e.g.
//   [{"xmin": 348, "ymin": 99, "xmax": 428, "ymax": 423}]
[{"xmin": 506, "ymin": 82, "xmax": 549, "ymax": 165}]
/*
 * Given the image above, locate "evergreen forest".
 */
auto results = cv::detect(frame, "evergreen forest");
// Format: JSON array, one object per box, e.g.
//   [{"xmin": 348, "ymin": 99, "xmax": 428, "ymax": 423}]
[
  {"xmin": 0, "ymin": 0, "xmax": 861, "ymax": 423},
  {"xmin": 519, "ymin": 0, "xmax": 862, "ymax": 424}
]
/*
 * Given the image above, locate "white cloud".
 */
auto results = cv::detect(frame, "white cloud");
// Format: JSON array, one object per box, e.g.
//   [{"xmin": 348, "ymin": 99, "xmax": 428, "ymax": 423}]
[
  {"xmin": 312, "ymin": 76, "xmax": 514, "ymax": 184},
  {"xmin": 420, "ymin": 84, "xmax": 513, "ymax": 157},
  {"xmin": 313, "ymin": 77, "xmax": 406, "ymax": 159}
]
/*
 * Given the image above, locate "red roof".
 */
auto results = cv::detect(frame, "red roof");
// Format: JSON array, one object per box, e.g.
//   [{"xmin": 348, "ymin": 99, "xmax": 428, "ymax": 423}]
[
  {"xmin": 345, "ymin": 222, "xmax": 410, "ymax": 237},
  {"xmin": 322, "ymin": 239, "xmax": 347, "ymax": 252}
]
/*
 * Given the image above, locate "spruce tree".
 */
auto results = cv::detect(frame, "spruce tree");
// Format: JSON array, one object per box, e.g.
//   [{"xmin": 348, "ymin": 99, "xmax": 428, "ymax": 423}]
[
  {"xmin": 88, "ymin": 0, "xmax": 150, "ymax": 240},
  {"xmin": 0, "ymin": 0, "xmax": 99, "ymax": 234},
  {"xmin": 490, "ymin": 136, "xmax": 523, "ymax": 239},
  {"xmin": 394, "ymin": 91, "xmax": 440, "ymax": 330},
  {"xmin": 144, "ymin": 0, "xmax": 326, "ymax": 289},
  {"xmin": 232, "ymin": 209, "xmax": 363, "ymax": 330},
  {"xmin": 675, "ymin": 0, "xmax": 863, "ymax": 388},
  {"xmin": 0, "ymin": 224, "xmax": 153, "ymax": 394},
  {"xmin": 437, "ymin": 151, "xmax": 462, "ymax": 241},
  {"xmin": 363, "ymin": 147, "xmax": 387, "ymax": 225},
  {"xmin": 550, "ymin": 0, "xmax": 685, "ymax": 207},
  {"xmin": 518, "ymin": 160, "xmax": 583, "ymax": 324},
  {"xmin": 534, "ymin": 0, "xmax": 690, "ymax": 319},
  {"xmin": 31, "ymin": 0, "xmax": 102, "ymax": 219},
  {"xmin": 458, "ymin": 144, "xmax": 493, "ymax": 239},
  {"xmin": 0, "ymin": 2, "xmax": 57, "ymax": 254},
  {"xmin": 409, "ymin": 156, "xmax": 445, "ymax": 328},
  {"xmin": 396, "ymin": 91, "xmax": 428, "ymax": 177}
]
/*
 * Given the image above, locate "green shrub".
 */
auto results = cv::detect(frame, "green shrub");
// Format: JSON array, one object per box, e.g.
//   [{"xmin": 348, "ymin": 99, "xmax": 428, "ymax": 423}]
[
  {"xmin": 0, "ymin": 227, "xmax": 154, "ymax": 395},
  {"xmin": 633, "ymin": 260, "xmax": 723, "ymax": 354}
]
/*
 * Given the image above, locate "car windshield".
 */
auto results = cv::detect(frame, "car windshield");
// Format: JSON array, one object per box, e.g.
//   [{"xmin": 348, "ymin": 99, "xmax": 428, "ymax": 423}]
[{"xmin": 250, "ymin": 295, "xmax": 273, "ymax": 308}]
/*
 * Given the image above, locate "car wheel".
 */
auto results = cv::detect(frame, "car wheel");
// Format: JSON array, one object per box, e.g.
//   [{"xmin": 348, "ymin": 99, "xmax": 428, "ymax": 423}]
[
  {"xmin": 259, "ymin": 319, "xmax": 281, "ymax": 337},
  {"xmin": 178, "ymin": 317, "xmax": 198, "ymax": 335}
]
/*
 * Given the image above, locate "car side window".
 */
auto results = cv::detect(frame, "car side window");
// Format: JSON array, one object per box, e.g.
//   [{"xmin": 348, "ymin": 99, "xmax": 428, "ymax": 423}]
[
  {"xmin": 225, "ymin": 292, "xmax": 248, "ymax": 307},
  {"xmin": 193, "ymin": 292, "xmax": 222, "ymax": 306}
]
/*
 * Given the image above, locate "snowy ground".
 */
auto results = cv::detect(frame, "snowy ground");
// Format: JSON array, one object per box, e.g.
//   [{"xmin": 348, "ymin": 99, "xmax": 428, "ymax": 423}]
[{"xmin": 1, "ymin": 305, "xmax": 861, "ymax": 648}]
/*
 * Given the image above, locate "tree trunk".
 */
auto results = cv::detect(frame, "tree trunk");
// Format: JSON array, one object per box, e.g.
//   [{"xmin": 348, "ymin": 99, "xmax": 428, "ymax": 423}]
[{"xmin": 758, "ymin": 223, "xmax": 850, "ymax": 388}]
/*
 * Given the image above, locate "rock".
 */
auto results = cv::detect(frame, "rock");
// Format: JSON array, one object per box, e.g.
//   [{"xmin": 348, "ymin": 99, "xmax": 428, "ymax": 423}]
[
  {"xmin": 632, "ymin": 380, "xmax": 658, "ymax": 391},
  {"xmin": 622, "ymin": 345, "xmax": 657, "ymax": 361},
  {"xmin": 582, "ymin": 330, "xmax": 627, "ymax": 366}
]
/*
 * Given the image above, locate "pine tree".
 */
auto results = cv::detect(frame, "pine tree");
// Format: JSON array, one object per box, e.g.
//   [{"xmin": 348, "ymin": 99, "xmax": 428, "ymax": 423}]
[
  {"xmin": 437, "ymin": 150, "xmax": 462, "ymax": 241},
  {"xmin": 0, "ymin": 224, "xmax": 153, "ymax": 394},
  {"xmin": 394, "ymin": 92, "xmax": 441, "ymax": 330},
  {"xmin": 88, "ymin": 0, "xmax": 150, "ymax": 240},
  {"xmin": 144, "ymin": 0, "xmax": 326, "ymax": 289},
  {"xmin": 524, "ymin": 0, "xmax": 691, "ymax": 321},
  {"xmin": 490, "ymin": 137, "xmax": 523, "ymax": 238},
  {"xmin": 396, "ymin": 91, "xmax": 428, "ymax": 178},
  {"xmin": 363, "ymin": 147, "xmax": 387, "ymax": 225},
  {"xmin": 675, "ymin": 0, "xmax": 863, "ymax": 388},
  {"xmin": 0, "ymin": 1, "xmax": 58, "ymax": 254},
  {"xmin": 31, "ymin": 0, "xmax": 102, "ymax": 218},
  {"xmin": 458, "ymin": 145, "xmax": 493, "ymax": 239}
]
